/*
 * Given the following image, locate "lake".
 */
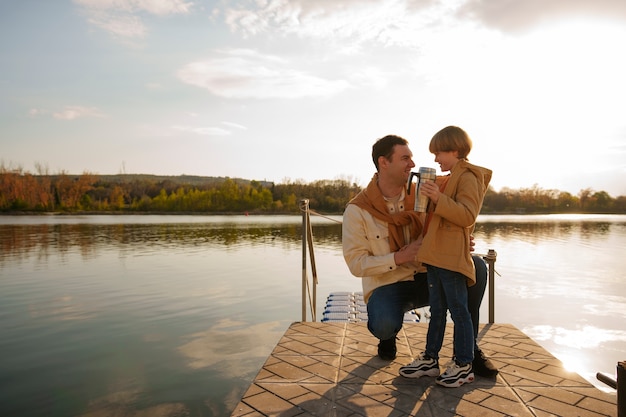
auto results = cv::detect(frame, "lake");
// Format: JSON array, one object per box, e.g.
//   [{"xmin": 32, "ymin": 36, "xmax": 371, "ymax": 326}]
[{"xmin": 0, "ymin": 213, "xmax": 624, "ymax": 416}]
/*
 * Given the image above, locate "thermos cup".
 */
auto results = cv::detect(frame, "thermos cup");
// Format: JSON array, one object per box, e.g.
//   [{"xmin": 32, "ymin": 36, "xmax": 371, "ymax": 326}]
[{"xmin": 408, "ymin": 167, "xmax": 436, "ymax": 212}]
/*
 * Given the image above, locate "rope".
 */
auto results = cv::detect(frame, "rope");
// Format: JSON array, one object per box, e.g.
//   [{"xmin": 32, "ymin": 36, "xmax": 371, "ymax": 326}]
[
  {"xmin": 308, "ymin": 209, "xmax": 342, "ymax": 224},
  {"xmin": 298, "ymin": 202, "xmax": 342, "ymax": 224}
]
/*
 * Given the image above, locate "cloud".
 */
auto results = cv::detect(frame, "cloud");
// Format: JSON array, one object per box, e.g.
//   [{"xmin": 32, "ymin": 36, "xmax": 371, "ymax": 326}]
[
  {"xmin": 458, "ymin": 0, "xmax": 626, "ymax": 32},
  {"xmin": 221, "ymin": 121, "xmax": 247, "ymax": 130},
  {"xmin": 74, "ymin": 0, "xmax": 193, "ymax": 38},
  {"xmin": 220, "ymin": 0, "xmax": 438, "ymax": 48},
  {"xmin": 176, "ymin": 49, "xmax": 350, "ymax": 99},
  {"xmin": 177, "ymin": 319, "xmax": 285, "ymax": 373},
  {"xmin": 85, "ymin": 10, "xmax": 147, "ymax": 38},
  {"xmin": 219, "ymin": 0, "xmax": 626, "ymax": 48},
  {"xmin": 28, "ymin": 295, "xmax": 97, "ymax": 321},
  {"xmin": 28, "ymin": 108, "xmax": 47, "ymax": 117},
  {"xmin": 171, "ymin": 125, "xmax": 232, "ymax": 136},
  {"xmin": 168, "ymin": 121, "xmax": 247, "ymax": 137},
  {"xmin": 52, "ymin": 106, "xmax": 106, "ymax": 120},
  {"xmin": 74, "ymin": 0, "xmax": 193, "ymax": 15}
]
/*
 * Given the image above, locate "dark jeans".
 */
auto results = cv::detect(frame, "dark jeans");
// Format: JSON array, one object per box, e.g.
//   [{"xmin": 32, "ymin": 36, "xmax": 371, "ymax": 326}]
[
  {"xmin": 366, "ymin": 255, "xmax": 487, "ymax": 351},
  {"xmin": 425, "ymin": 265, "xmax": 473, "ymax": 364}
]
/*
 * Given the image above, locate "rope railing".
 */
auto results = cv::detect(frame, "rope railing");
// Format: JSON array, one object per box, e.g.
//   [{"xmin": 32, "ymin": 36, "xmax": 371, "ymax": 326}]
[{"xmin": 299, "ymin": 199, "xmax": 498, "ymax": 323}]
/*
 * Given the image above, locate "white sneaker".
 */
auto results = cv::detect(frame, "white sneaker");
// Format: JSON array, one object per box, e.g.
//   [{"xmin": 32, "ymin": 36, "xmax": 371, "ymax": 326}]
[
  {"xmin": 399, "ymin": 352, "xmax": 440, "ymax": 378},
  {"xmin": 436, "ymin": 361, "xmax": 474, "ymax": 388}
]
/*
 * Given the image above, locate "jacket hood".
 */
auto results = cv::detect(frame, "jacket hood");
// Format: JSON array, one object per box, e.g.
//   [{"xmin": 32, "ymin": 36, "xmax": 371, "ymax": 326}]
[{"xmin": 453, "ymin": 160, "xmax": 492, "ymax": 194}]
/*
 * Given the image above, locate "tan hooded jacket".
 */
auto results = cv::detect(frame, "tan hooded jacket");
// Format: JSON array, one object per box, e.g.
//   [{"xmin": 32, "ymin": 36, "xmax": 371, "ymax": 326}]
[{"xmin": 417, "ymin": 159, "xmax": 492, "ymax": 284}]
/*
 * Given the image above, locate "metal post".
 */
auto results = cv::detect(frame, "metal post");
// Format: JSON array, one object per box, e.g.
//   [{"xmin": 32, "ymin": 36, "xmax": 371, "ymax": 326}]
[
  {"xmin": 306, "ymin": 209, "xmax": 318, "ymax": 322},
  {"xmin": 617, "ymin": 361, "xmax": 626, "ymax": 417},
  {"xmin": 597, "ymin": 361, "xmax": 626, "ymax": 417},
  {"xmin": 301, "ymin": 199, "xmax": 309, "ymax": 322},
  {"xmin": 484, "ymin": 249, "xmax": 497, "ymax": 324},
  {"xmin": 597, "ymin": 372, "xmax": 617, "ymax": 390}
]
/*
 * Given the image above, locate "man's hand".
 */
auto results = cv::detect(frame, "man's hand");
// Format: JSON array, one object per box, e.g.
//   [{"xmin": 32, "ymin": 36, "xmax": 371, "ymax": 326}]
[
  {"xmin": 394, "ymin": 238, "xmax": 422, "ymax": 265},
  {"xmin": 470, "ymin": 235, "xmax": 475, "ymax": 252}
]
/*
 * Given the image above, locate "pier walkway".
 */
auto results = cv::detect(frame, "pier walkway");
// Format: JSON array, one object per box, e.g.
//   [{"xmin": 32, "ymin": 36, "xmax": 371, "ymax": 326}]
[{"xmin": 231, "ymin": 322, "xmax": 616, "ymax": 417}]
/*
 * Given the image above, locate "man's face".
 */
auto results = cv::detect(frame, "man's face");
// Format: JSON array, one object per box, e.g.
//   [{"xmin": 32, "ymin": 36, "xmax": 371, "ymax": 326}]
[{"xmin": 386, "ymin": 144, "xmax": 415, "ymax": 186}]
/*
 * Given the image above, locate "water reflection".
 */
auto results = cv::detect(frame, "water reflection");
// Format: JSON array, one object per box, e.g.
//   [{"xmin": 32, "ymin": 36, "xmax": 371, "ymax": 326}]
[
  {"xmin": 0, "ymin": 221, "xmax": 343, "ymax": 265},
  {"xmin": 472, "ymin": 215, "xmax": 626, "ymax": 390},
  {"xmin": 476, "ymin": 220, "xmax": 618, "ymax": 241},
  {"xmin": 525, "ymin": 325, "xmax": 626, "ymax": 350},
  {"xmin": 0, "ymin": 214, "xmax": 624, "ymax": 416}
]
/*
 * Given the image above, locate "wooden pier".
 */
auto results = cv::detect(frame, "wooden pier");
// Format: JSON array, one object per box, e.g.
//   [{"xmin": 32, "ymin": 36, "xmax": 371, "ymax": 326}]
[{"xmin": 231, "ymin": 322, "xmax": 617, "ymax": 417}]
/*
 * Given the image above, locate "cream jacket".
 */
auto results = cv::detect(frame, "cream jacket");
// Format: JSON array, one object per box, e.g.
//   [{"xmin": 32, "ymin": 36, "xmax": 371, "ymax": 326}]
[{"xmin": 342, "ymin": 191, "xmax": 421, "ymax": 303}]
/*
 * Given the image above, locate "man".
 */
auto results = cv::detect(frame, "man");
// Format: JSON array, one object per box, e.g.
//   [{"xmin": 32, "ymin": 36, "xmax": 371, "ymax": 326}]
[{"xmin": 342, "ymin": 134, "xmax": 497, "ymax": 377}]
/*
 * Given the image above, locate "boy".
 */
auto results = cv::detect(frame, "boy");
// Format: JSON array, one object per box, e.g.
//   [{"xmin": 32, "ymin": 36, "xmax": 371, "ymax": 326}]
[{"xmin": 399, "ymin": 126, "xmax": 492, "ymax": 388}]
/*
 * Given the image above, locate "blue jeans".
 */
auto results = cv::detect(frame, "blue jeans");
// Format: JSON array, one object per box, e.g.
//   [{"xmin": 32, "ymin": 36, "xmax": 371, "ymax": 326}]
[
  {"xmin": 367, "ymin": 255, "xmax": 487, "ymax": 353},
  {"xmin": 424, "ymin": 265, "xmax": 474, "ymax": 365}
]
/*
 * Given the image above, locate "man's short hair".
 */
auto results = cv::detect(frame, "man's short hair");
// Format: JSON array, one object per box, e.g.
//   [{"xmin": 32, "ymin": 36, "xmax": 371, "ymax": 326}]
[{"xmin": 372, "ymin": 135, "xmax": 408, "ymax": 171}]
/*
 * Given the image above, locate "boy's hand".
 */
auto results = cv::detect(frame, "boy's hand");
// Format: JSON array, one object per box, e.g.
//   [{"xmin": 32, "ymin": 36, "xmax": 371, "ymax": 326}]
[{"xmin": 420, "ymin": 181, "xmax": 441, "ymax": 204}]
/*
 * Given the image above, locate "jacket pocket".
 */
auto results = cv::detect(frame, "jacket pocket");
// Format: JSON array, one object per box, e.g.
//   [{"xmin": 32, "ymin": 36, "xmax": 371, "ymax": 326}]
[
  {"xmin": 366, "ymin": 221, "xmax": 388, "ymax": 242},
  {"xmin": 365, "ymin": 219, "xmax": 390, "ymax": 256},
  {"xmin": 434, "ymin": 221, "xmax": 465, "ymax": 261}
]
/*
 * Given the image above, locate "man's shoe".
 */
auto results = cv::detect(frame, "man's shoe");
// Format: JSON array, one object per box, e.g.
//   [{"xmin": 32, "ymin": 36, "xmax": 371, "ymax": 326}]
[
  {"xmin": 436, "ymin": 361, "xmax": 474, "ymax": 388},
  {"xmin": 473, "ymin": 348, "xmax": 498, "ymax": 377},
  {"xmin": 399, "ymin": 352, "xmax": 440, "ymax": 378},
  {"xmin": 377, "ymin": 337, "xmax": 397, "ymax": 360}
]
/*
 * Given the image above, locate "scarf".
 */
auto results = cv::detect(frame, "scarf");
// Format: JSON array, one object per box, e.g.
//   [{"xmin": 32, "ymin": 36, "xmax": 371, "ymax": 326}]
[{"xmin": 348, "ymin": 173, "xmax": 423, "ymax": 252}]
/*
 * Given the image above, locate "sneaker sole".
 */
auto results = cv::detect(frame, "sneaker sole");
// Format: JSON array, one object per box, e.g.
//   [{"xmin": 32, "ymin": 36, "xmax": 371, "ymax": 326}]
[
  {"xmin": 399, "ymin": 367, "xmax": 440, "ymax": 378},
  {"xmin": 436, "ymin": 372, "xmax": 475, "ymax": 388}
]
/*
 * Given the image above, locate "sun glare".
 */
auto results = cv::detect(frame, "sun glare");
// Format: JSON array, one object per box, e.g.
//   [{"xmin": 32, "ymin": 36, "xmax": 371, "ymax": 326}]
[{"xmin": 518, "ymin": 19, "xmax": 626, "ymax": 119}]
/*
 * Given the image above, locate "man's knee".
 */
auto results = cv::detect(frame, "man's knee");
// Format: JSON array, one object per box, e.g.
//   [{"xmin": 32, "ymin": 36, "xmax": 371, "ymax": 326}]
[
  {"xmin": 367, "ymin": 290, "xmax": 402, "ymax": 340},
  {"xmin": 471, "ymin": 255, "xmax": 488, "ymax": 290},
  {"xmin": 367, "ymin": 313, "xmax": 399, "ymax": 341}
]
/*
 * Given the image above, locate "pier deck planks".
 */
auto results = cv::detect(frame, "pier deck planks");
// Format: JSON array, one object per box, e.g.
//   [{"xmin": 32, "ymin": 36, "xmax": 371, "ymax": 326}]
[{"xmin": 231, "ymin": 322, "xmax": 617, "ymax": 417}]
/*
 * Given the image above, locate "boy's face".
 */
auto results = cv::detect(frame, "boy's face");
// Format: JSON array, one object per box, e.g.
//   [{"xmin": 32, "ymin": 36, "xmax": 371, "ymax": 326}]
[{"xmin": 433, "ymin": 150, "xmax": 459, "ymax": 172}]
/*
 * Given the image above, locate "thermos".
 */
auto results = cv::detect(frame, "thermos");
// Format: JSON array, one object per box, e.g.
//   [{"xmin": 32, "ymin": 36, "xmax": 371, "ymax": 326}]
[{"xmin": 408, "ymin": 167, "xmax": 436, "ymax": 212}]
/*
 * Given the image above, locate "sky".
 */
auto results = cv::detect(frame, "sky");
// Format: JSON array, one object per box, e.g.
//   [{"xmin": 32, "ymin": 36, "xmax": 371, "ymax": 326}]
[{"xmin": 1, "ymin": 0, "xmax": 625, "ymax": 197}]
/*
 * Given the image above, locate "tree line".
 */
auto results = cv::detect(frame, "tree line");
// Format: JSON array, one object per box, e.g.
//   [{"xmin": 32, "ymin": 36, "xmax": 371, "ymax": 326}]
[{"xmin": 1, "ymin": 167, "xmax": 624, "ymax": 214}]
